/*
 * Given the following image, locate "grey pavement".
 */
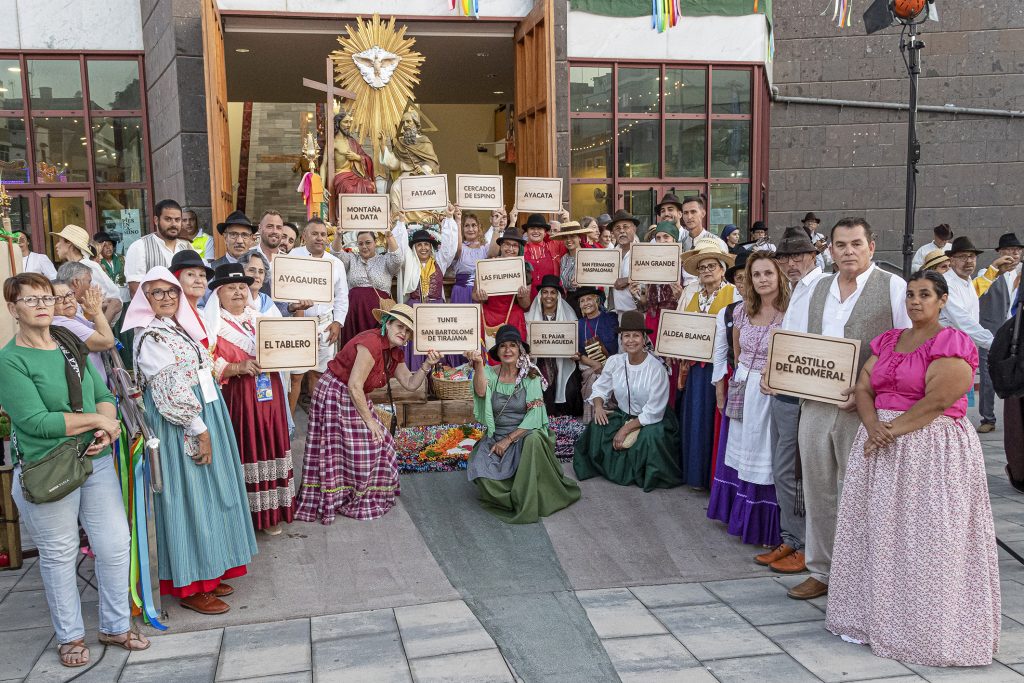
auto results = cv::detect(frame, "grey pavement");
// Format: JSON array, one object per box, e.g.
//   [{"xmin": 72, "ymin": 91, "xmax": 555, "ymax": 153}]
[{"xmin": 2, "ymin": 403, "xmax": 1024, "ymax": 681}]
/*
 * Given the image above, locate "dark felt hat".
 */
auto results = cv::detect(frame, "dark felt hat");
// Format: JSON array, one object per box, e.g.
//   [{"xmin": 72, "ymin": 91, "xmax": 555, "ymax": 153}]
[
  {"xmin": 998, "ymin": 233, "xmax": 1024, "ymax": 250},
  {"xmin": 775, "ymin": 226, "xmax": 818, "ymax": 257},
  {"xmin": 523, "ymin": 213, "xmax": 551, "ymax": 231},
  {"xmin": 169, "ymin": 250, "xmax": 215, "ymax": 280},
  {"xmin": 408, "ymin": 229, "xmax": 440, "ymax": 248},
  {"xmin": 608, "ymin": 209, "xmax": 640, "ymax": 229},
  {"xmin": 487, "ymin": 324, "xmax": 530, "ymax": 362},
  {"xmin": 537, "ymin": 274, "xmax": 565, "ymax": 297},
  {"xmin": 497, "ymin": 227, "xmax": 527, "ymax": 245},
  {"xmin": 655, "ymin": 193, "xmax": 683, "ymax": 212},
  {"xmin": 596, "ymin": 213, "xmax": 613, "ymax": 228},
  {"xmin": 208, "ymin": 262, "xmax": 254, "ymax": 289},
  {"xmin": 92, "ymin": 231, "xmax": 117, "ymax": 245},
  {"xmin": 216, "ymin": 210, "xmax": 256, "ymax": 235},
  {"xmin": 802, "ymin": 212, "xmax": 820, "ymax": 223},
  {"xmin": 617, "ymin": 310, "xmax": 653, "ymax": 335},
  {"xmin": 726, "ymin": 250, "xmax": 750, "ymax": 284},
  {"xmin": 572, "ymin": 286, "xmax": 606, "ymax": 306},
  {"xmin": 949, "ymin": 235, "xmax": 984, "ymax": 256}
]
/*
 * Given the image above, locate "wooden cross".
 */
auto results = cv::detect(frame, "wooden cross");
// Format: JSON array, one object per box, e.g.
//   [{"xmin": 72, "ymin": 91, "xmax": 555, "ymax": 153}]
[{"xmin": 302, "ymin": 57, "xmax": 357, "ymax": 189}]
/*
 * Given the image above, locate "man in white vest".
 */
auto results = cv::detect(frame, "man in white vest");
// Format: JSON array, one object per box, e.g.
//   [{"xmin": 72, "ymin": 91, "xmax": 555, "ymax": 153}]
[{"xmin": 124, "ymin": 198, "xmax": 195, "ymax": 296}]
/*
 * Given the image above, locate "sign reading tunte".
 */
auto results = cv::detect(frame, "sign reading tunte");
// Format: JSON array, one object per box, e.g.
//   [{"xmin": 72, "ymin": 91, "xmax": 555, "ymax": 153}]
[
  {"xmin": 399, "ymin": 174, "xmax": 449, "ymax": 211},
  {"xmin": 339, "ymin": 194, "xmax": 390, "ymax": 232},
  {"xmin": 257, "ymin": 318, "xmax": 318, "ymax": 372},
  {"xmin": 271, "ymin": 254, "xmax": 334, "ymax": 304},
  {"xmin": 629, "ymin": 243, "xmax": 682, "ymax": 285},
  {"xmin": 655, "ymin": 310, "xmax": 717, "ymax": 362},
  {"xmin": 455, "ymin": 174, "xmax": 503, "ymax": 210},
  {"xmin": 575, "ymin": 248, "xmax": 621, "ymax": 286},
  {"xmin": 475, "ymin": 256, "xmax": 527, "ymax": 296},
  {"xmin": 528, "ymin": 320, "xmax": 578, "ymax": 358},
  {"xmin": 514, "ymin": 177, "xmax": 563, "ymax": 213},
  {"xmin": 414, "ymin": 304, "xmax": 481, "ymax": 354},
  {"xmin": 765, "ymin": 330, "xmax": 861, "ymax": 405}
]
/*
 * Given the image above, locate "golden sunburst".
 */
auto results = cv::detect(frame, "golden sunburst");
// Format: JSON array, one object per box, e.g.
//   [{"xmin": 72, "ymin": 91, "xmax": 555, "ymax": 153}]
[{"xmin": 331, "ymin": 14, "xmax": 424, "ymax": 164}]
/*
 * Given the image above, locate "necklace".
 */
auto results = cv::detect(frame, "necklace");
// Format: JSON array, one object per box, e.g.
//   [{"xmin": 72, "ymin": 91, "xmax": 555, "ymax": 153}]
[{"xmin": 698, "ymin": 282, "xmax": 724, "ymax": 313}]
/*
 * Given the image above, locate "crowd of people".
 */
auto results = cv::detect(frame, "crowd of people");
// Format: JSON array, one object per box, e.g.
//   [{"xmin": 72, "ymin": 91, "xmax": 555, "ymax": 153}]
[{"xmin": 0, "ymin": 192, "xmax": 1009, "ymax": 669}]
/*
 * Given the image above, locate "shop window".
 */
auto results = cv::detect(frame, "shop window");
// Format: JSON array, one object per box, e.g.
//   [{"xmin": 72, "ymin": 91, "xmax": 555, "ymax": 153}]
[
  {"xmin": 665, "ymin": 120, "xmax": 706, "ymax": 178},
  {"xmin": 27, "ymin": 60, "xmax": 84, "ymax": 111},
  {"xmin": 92, "ymin": 117, "xmax": 145, "ymax": 183},
  {"xmin": 665, "ymin": 69, "xmax": 706, "ymax": 114},
  {"xmin": 570, "ymin": 118, "xmax": 612, "ymax": 178},
  {"xmin": 712, "ymin": 70, "xmax": 752, "ymax": 115},
  {"xmin": 32, "ymin": 117, "xmax": 89, "ymax": 183},
  {"xmin": 710, "ymin": 183, "xmax": 750, "ymax": 234},
  {"xmin": 570, "ymin": 66, "xmax": 612, "ymax": 113},
  {"xmin": 0, "ymin": 60, "xmax": 23, "ymax": 110},
  {"xmin": 96, "ymin": 188, "xmax": 146, "ymax": 254},
  {"xmin": 710, "ymin": 119, "xmax": 750, "ymax": 179},
  {"xmin": 0, "ymin": 118, "xmax": 29, "ymax": 181},
  {"xmin": 618, "ymin": 118, "xmax": 659, "ymax": 178},
  {"xmin": 618, "ymin": 68, "xmax": 660, "ymax": 114},
  {"xmin": 87, "ymin": 60, "xmax": 142, "ymax": 111}
]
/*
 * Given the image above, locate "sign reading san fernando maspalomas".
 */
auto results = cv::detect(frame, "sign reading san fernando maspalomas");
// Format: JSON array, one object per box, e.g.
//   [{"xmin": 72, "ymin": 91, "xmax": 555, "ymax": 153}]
[{"xmin": 575, "ymin": 248, "xmax": 621, "ymax": 286}]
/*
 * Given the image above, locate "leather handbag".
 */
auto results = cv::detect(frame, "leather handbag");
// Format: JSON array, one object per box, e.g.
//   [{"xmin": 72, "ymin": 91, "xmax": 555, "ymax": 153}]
[{"xmin": 990, "ymin": 301, "xmax": 1024, "ymax": 399}]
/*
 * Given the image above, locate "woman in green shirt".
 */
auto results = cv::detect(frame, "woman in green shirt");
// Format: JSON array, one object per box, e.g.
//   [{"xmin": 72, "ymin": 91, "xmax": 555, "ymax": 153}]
[
  {"xmin": 0, "ymin": 272, "xmax": 149, "ymax": 668},
  {"xmin": 465, "ymin": 325, "xmax": 581, "ymax": 523}
]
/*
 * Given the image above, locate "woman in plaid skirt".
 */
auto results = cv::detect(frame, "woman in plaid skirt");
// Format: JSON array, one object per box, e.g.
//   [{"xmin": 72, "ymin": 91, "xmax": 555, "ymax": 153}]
[{"xmin": 295, "ymin": 304, "xmax": 440, "ymax": 523}]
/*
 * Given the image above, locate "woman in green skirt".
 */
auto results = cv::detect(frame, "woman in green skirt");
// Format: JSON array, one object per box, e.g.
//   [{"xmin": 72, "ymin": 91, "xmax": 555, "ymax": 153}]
[
  {"xmin": 465, "ymin": 325, "xmax": 581, "ymax": 523},
  {"xmin": 573, "ymin": 311, "xmax": 683, "ymax": 491}
]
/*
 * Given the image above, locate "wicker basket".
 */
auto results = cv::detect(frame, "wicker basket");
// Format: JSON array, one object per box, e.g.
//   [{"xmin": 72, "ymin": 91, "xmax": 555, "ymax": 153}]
[
  {"xmin": 374, "ymin": 406, "xmax": 395, "ymax": 431},
  {"xmin": 432, "ymin": 376, "xmax": 472, "ymax": 401}
]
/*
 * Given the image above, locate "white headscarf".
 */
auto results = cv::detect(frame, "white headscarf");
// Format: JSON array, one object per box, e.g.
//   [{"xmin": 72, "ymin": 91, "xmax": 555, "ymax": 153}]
[
  {"xmin": 203, "ymin": 281, "xmax": 259, "ymax": 349},
  {"xmin": 121, "ymin": 266, "xmax": 208, "ymax": 344},
  {"xmin": 525, "ymin": 288, "xmax": 578, "ymax": 404}
]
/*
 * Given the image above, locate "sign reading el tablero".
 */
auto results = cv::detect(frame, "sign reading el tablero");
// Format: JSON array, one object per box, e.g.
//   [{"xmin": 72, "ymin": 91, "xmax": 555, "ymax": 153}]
[
  {"xmin": 256, "ymin": 318, "xmax": 318, "ymax": 372},
  {"xmin": 399, "ymin": 173, "xmax": 449, "ymax": 211},
  {"xmin": 414, "ymin": 304, "xmax": 481, "ymax": 354},
  {"xmin": 455, "ymin": 174, "xmax": 503, "ymax": 210},
  {"xmin": 575, "ymin": 248, "xmax": 621, "ymax": 286},
  {"xmin": 654, "ymin": 310, "xmax": 717, "ymax": 362},
  {"xmin": 271, "ymin": 254, "xmax": 334, "ymax": 304},
  {"xmin": 514, "ymin": 177, "xmax": 563, "ymax": 213},
  {"xmin": 339, "ymin": 194, "xmax": 390, "ymax": 231},
  {"xmin": 765, "ymin": 330, "xmax": 861, "ymax": 405},
  {"xmin": 629, "ymin": 243, "xmax": 682, "ymax": 285},
  {"xmin": 528, "ymin": 320, "xmax": 578, "ymax": 358},
  {"xmin": 475, "ymin": 256, "xmax": 527, "ymax": 296}
]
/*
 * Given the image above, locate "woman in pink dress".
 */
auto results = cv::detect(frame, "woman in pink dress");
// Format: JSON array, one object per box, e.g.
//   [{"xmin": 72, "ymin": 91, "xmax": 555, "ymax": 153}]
[{"xmin": 826, "ymin": 270, "xmax": 1000, "ymax": 667}]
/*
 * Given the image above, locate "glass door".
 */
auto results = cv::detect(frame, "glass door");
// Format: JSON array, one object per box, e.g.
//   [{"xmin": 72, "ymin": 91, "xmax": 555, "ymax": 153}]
[
  {"xmin": 619, "ymin": 184, "xmax": 705, "ymax": 239},
  {"xmin": 39, "ymin": 191, "xmax": 94, "ymax": 263}
]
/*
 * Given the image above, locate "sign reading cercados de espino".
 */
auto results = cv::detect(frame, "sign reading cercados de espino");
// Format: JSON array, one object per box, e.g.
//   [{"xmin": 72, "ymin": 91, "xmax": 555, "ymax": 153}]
[
  {"xmin": 514, "ymin": 177, "xmax": 563, "ymax": 213},
  {"xmin": 456, "ymin": 174, "xmax": 503, "ymax": 210},
  {"xmin": 256, "ymin": 318, "xmax": 318, "ymax": 372},
  {"xmin": 765, "ymin": 330, "xmax": 861, "ymax": 405},
  {"xmin": 528, "ymin": 320, "xmax": 578, "ymax": 358},
  {"xmin": 629, "ymin": 243, "xmax": 682, "ymax": 285},
  {"xmin": 271, "ymin": 254, "xmax": 334, "ymax": 304},
  {"xmin": 655, "ymin": 310, "xmax": 717, "ymax": 362},
  {"xmin": 399, "ymin": 174, "xmax": 449, "ymax": 211},
  {"xmin": 414, "ymin": 304, "xmax": 481, "ymax": 354},
  {"xmin": 575, "ymin": 248, "xmax": 621, "ymax": 286},
  {"xmin": 339, "ymin": 194, "xmax": 390, "ymax": 232},
  {"xmin": 475, "ymin": 256, "xmax": 527, "ymax": 296}
]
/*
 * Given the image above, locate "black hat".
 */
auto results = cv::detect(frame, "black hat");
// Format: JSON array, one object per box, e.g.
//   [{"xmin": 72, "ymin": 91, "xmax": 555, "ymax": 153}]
[
  {"xmin": 523, "ymin": 213, "xmax": 551, "ymax": 231},
  {"xmin": 497, "ymin": 227, "xmax": 527, "ymax": 245},
  {"xmin": 726, "ymin": 250, "xmax": 750, "ymax": 284},
  {"xmin": 998, "ymin": 233, "xmax": 1024, "ymax": 250},
  {"xmin": 596, "ymin": 213, "xmax": 613, "ymax": 228},
  {"xmin": 208, "ymin": 262, "xmax": 254, "ymax": 289},
  {"xmin": 572, "ymin": 286, "xmax": 606, "ymax": 306},
  {"xmin": 169, "ymin": 250, "xmax": 215, "ymax": 280},
  {"xmin": 487, "ymin": 324, "xmax": 530, "ymax": 362},
  {"xmin": 750, "ymin": 220, "xmax": 768, "ymax": 235},
  {"xmin": 537, "ymin": 274, "xmax": 565, "ymax": 297},
  {"xmin": 608, "ymin": 209, "xmax": 640, "ymax": 229},
  {"xmin": 948, "ymin": 235, "xmax": 984, "ymax": 256},
  {"xmin": 92, "ymin": 231, "xmax": 117, "ymax": 245},
  {"xmin": 617, "ymin": 310, "xmax": 653, "ymax": 335},
  {"xmin": 216, "ymin": 210, "xmax": 256, "ymax": 235},
  {"xmin": 802, "ymin": 212, "xmax": 820, "ymax": 223},
  {"xmin": 655, "ymin": 193, "xmax": 683, "ymax": 212},
  {"xmin": 409, "ymin": 229, "xmax": 440, "ymax": 248},
  {"xmin": 775, "ymin": 226, "xmax": 817, "ymax": 257}
]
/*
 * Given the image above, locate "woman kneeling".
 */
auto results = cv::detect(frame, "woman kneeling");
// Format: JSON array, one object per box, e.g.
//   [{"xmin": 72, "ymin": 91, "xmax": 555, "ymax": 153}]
[
  {"xmin": 466, "ymin": 325, "xmax": 581, "ymax": 523},
  {"xmin": 573, "ymin": 311, "xmax": 683, "ymax": 491}
]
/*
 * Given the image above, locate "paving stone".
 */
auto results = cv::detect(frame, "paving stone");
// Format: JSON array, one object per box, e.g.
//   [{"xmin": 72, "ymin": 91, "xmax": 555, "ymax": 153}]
[
  {"xmin": 653, "ymin": 603, "xmax": 781, "ymax": 661},
  {"xmin": 246, "ymin": 673, "xmax": 312, "ymax": 682},
  {"xmin": 627, "ymin": 583, "xmax": 720, "ymax": 609},
  {"xmin": 26, "ymin": 640, "xmax": 129, "ymax": 683},
  {"xmin": 906, "ymin": 661, "xmax": 1024, "ymax": 682},
  {"xmin": 760, "ymin": 621, "xmax": 913, "ymax": 682},
  {"xmin": 845, "ymin": 677, "xmax": 925, "ymax": 682},
  {"xmin": 576, "ymin": 588, "xmax": 668, "ymax": 638},
  {"xmin": 0, "ymin": 626, "xmax": 53, "ymax": 680},
  {"xmin": 312, "ymin": 624, "xmax": 411, "ymax": 683},
  {"xmin": 408, "ymin": 649, "xmax": 513, "ymax": 683},
  {"xmin": 602, "ymin": 634, "xmax": 703, "ymax": 682},
  {"xmin": 394, "ymin": 600, "xmax": 495, "ymax": 660},
  {"xmin": 216, "ymin": 618, "xmax": 311, "ymax": 681},
  {"xmin": 705, "ymin": 653, "xmax": 820, "ymax": 682},
  {"xmin": 702, "ymin": 577, "xmax": 825, "ymax": 626},
  {"xmin": 311, "ymin": 608, "xmax": 397, "ymax": 641},
  {"xmin": 127, "ymin": 628, "xmax": 223, "ymax": 664},
  {"xmin": 1002, "ymin": 581, "xmax": 1024, "ymax": 624},
  {"xmin": 0, "ymin": 589, "xmax": 55, "ymax": 630},
  {"xmin": 997, "ymin": 617, "xmax": 1024, "ymax": 666},
  {"xmin": 120, "ymin": 654, "xmax": 217, "ymax": 682}
]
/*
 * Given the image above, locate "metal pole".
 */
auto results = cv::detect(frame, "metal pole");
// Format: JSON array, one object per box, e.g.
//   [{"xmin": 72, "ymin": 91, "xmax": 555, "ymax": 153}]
[{"xmin": 902, "ymin": 22, "xmax": 924, "ymax": 278}]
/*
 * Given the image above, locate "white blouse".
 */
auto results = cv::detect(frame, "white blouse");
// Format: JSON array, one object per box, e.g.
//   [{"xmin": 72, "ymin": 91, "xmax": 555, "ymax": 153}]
[
  {"xmin": 23, "ymin": 251, "xmax": 57, "ymax": 279},
  {"xmin": 588, "ymin": 351, "xmax": 669, "ymax": 426}
]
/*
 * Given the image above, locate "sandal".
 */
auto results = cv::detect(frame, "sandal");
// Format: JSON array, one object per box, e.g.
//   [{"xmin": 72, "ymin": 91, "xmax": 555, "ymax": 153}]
[
  {"xmin": 58, "ymin": 639, "xmax": 90, "ymax": 668},
  {"xmin": 99, "ymin": 630, "xmax": 151, "ymax": 652}
]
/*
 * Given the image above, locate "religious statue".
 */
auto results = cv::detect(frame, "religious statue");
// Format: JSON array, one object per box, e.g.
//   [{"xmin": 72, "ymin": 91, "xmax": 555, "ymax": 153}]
[
  {"xmin": 320, "ymin": 111, "xmax": 376, "ymax": 221},
  {"xmin": 297, "ymin": 131, "xmax": 328, "ymax": 222},
  {"xmin": 379, "ymin": 107, "xmax": 440, "ymax": 223}
]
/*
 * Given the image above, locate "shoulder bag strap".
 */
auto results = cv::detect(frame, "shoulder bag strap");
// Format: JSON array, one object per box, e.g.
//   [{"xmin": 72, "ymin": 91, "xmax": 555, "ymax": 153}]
[{"xmin": 55, "ymin": 340, "xmax": 85, "ymax": 414}]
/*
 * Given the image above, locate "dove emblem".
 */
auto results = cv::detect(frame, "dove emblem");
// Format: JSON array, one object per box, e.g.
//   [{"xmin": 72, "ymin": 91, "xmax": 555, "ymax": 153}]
[{"xmin": 352, "ymin": 46, "xmax": 402, "ymax": 89}]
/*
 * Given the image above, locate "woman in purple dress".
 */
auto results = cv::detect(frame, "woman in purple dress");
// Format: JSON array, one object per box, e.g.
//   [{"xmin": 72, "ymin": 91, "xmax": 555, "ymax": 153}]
[{"xmin": 451, "ymin": 211, "xmax": 497, "ymax": 304}]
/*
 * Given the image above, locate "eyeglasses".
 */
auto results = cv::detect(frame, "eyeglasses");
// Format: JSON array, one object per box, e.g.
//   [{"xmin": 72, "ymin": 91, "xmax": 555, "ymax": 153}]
[
  {"xmin": 16, "ymin": 295, "xmax": 58, "ymax": 307},
  {"xmin": 224, "ymin": 232, "xmax": 250, "ymax": 241},
  {"xmin": 696, "ymin": 264, "xmax": 720, "ymax": 273},
  {"xmin": 776, "ymin": 254, "xmax": 810, "ymax": 263},
  {"xmin": 147, "ymin": 288, "xmax": 180, "ymax": 301},
  {"xmin": 55, "ymin": 292, "xmax": 77, "ymax": 303}
]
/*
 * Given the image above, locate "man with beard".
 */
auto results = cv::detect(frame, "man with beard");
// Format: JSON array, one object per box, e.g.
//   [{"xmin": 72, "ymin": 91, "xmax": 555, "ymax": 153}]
[
  {"xmin": 322, "ymin": 111, "xmax": 376, "ymax": 220},
  {"xmin": 125, "ymin": 198, "xmax": 195, "ymax": 296},
  {"xmin": 380, "ymin": 109, "xmax": 441, "ymax": 224}
]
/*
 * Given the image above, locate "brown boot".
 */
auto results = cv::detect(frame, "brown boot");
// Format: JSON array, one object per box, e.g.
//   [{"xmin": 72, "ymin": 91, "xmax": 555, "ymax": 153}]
[
  {"xmin": 212, "ymin": 582, "xmax": 234, "ymax": 597},
  {"xmin": 787, "ymin": 577, "xmax": 828, "ymax": 600},
  {"xmin": 754, "ymin": 543, "xmax": 794, "ymax": 566},
  {"xmin": 770, "ymin": 550, "xmax": 806, "ymax": 574},
  {"xmin": 180, "ymin": 592, "xmax": 230, "ymax": 615}
]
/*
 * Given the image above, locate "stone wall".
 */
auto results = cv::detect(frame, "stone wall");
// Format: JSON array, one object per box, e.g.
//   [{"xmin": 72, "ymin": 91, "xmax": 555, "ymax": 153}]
[
  {"xmin": 242, "ymin": 102, "xmax": 312, "ymax": 223},
  {"xmin": 769, "ymin": 1, "xmax": 1024, "ymax": 267}
]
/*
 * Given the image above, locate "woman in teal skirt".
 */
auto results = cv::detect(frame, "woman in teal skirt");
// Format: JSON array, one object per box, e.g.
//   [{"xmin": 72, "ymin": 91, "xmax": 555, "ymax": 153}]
[
  {"xmin": 573, "ymin": 311, "xmax": 683, "ymax": 491},
  {"xmin": 465, "ymin": 325, "xmax": 581, "ymax": 523},
  {"xmin": 124, "ymin": 267, "xmax": 257, "ymax": 616}
]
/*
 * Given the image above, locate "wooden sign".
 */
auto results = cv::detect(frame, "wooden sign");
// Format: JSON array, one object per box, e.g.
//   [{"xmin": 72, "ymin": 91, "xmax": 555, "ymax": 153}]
[
  {"xmin": 765, "ymin": 330, "xmax": 861, "ymax": 405},
  {"xmin": 514, "ymin": 177, "xmax": 563, "ymax": 213},
  {"xmin": 271, "ymin": 254, "xmax": 334, "ymax": 304},
  {"xmin": 655, "ymin": 310, "xmax": 716, "ymax": 362},
  {"xmin": 575, "ymin": 248, "xmax": 621, "ymax": 286},
  {"xmin": 629, "ymin": 243, "xmax": 682, "ymax": 285},
  {"xmin": 256, "ymin": 318, "xmax": 318, "ymax": 372},
  {"xmin": 339, "ymin": 194, "xmax": 389, "ymax": 232},
  {"xmin": 455, "ymin": 174, "xmax": 503, "ymax": 210},
  {"xmin": 528, "ymin": 320, "xmax": 578, "ymax": 358},
  {"xmin": 475, "ymin": 256, "xmax": 527, "ymax": 296},
  {"xmin": 399, "ymin": 174, "xmax": 449, "ymax": 211},
  {"xmin": 414, "ymin": 304, "xmax": 481, "ymax": 354},
  {"xmin": 0, "ymin": 238, "xmax": 23, "ymax": 347}
]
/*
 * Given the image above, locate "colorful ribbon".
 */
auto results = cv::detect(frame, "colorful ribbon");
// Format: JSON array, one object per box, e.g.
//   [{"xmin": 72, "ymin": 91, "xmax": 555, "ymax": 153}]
[
  {"xmin": 651, "ymin": 0, "xmax": 682, "ymax": 33},
  {"xmin": 448, "ymin": 0, "xmax": 479, "ymax": 17}
]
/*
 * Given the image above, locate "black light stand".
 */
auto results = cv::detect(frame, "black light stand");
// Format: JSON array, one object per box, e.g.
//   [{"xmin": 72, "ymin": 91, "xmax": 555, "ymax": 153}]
[{"xmin": 901, "ymin": 20, "xmax": 925, "ymax": 277}]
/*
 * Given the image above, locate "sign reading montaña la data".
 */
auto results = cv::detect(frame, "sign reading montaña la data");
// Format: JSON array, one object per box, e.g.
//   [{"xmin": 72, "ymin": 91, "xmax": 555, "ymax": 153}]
[{"xmin": 339, "ymin": 194, "xmax": 389, "ymax": 231}]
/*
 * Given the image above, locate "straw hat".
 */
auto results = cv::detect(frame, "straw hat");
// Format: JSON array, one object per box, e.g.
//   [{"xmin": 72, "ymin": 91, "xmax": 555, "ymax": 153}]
[
  {"xmin": 372, "ymin": 302, "xmax": 415, "ymax": 329},
  {"xmin": 551, "ymin": 221, "xmax": 591, "ymax": 239},
  {"xmin": 921, "ymin": 249, "xmax": 950, "ymax": 271},
  {"xmin": 682, "ymin": 242, "xmax": 735, "ymax": 277},
  {"xmin": 49, "ymin": 224, "xmax": 94, "ymax": 257}
]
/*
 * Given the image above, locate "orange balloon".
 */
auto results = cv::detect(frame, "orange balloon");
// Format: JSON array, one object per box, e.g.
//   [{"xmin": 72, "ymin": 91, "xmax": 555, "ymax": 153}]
[{"xmin": 892, "ymin": 0, "xmax": 927, "ymax": 20}]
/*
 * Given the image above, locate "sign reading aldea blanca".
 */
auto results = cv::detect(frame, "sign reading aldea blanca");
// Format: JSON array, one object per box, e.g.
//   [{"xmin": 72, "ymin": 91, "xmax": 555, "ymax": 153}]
[
  {"xmin": 654, "ymin": 310, "xmax": 717, "ymax": 362},
  {"xmin": 339, "ymin": 194, "xmax": 389, "ymax": 231},
  {"xmin": 271, "ymin": 255, "xmax": 334, "ymax": 304},
  {"xmin": 414, "ymin": 304, "xmax": 481, "ymax": 354}
]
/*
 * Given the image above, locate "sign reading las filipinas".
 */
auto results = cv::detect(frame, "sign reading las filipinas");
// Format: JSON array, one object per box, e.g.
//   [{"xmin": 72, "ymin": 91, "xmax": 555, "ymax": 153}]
[
  {"xmin": 655, "ymin": 310, "xmax": 717, "ymax": 362},
  {"xmin": 414, "ymin": 304, "xmax": 481, "ymax": 354},
  {"xmin": 455, "ymin": 174, "xmax": 503, "ymax": 210},
  {"xmin": 399, "ymin": 173, "xmax": 449, "ymax": 211},
  {"xmin": 271, "ymin": 255, "xmax": 334, "ymax": 304},
  {"xmin": 339, "ymin": 194, "xmax": 390, "ymax": 232},
  {"xmin": 475, "ymin": 256, "xmax": 527, "ymax": 296},
  {"xmin": 528, "ymin": 320, "xmax": 578, "ymax": 358},
  {"xmin": 575, "ymin": 248, "xmax": 621, "ymax": 286},
  {"xmin": 765, "ymin": 330, "xmax": 861, "ymax": 405},
  {"xmin": 256, "ymin": 318, "xmax": 318, "ymax": 372},
  {"xmin": 514, "ymin": 177, "xmax": 563, "ymax": 213},
  {"xmin": 629, "ymin": 243, "xmax": 682, "ymax": 284}
]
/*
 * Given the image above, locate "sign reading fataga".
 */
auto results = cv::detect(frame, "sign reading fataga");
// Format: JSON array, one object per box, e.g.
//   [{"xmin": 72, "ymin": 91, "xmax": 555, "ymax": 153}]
[{"xmin": 399, "ymin": 174, "xmax": 449, "ymax": 211}]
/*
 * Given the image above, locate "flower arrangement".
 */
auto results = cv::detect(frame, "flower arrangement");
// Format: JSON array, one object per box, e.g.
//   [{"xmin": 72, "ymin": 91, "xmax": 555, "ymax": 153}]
[{"xmin": 419, "ymin": 424, "xmax": 482, "ymax": 462}]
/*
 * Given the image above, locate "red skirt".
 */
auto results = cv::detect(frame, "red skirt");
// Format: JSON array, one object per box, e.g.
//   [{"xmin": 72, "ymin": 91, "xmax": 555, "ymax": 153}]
[
  {"xmin": 161, "ymin": 566, "xmax": 247, "ymax": 599},
  {"xmin": 339, "ymin": 287, "xmax": 391, "ymax": 351}
]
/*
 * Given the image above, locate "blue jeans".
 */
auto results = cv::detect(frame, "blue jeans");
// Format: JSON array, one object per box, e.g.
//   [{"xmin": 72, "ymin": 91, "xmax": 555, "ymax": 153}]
[{"xmin": 12, "ymin": 454, "xmax": 131, "ymax": 644}]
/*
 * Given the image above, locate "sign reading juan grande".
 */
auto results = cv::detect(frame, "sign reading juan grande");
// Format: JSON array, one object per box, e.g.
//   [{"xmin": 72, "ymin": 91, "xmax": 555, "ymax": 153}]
[
  {"xmin": 514, "ymin": 177, "xmax": 563, "ymax": 213},
  {"xmin": 475, "ymin": 256, "xmax": 527, "ymax": 296},
  {"xmin": 414, "ymin": 304, "xmax": 481, "ymax": 354},
  {"xmin": 575, "ymin": 248, "xmax": 621, "ymax": 286},
  {"xmin": 256, "ymin": 318, "xmax": 318, "ymax": 372},
  {"xmin": 339, "ymin": 194, "xmax": 389, "ymax": 232},
  {"xmin": 455, "ymin": 174, "xmax": 503, "ymax": 210},
  {"xmin": 764, "ymin": 330, "xmax": 861, "ymax": 405},
  {"xmin": 629, "ymin": 243, "xmax": 682, "ymax": 284},
  {"xmin": 655, "ymin": 310, "xmax": 717, "ymax": 362},
  {"xmin": 528, "ymin": 320, "xmax": 578, "ymax": 358},
  {"xmin": 271, "ymin": 254, "xmax": 334, "ymax": 304},
  {"xmin": 399, "ymin": 173, "xmax": 449, "ymax": 211}
]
